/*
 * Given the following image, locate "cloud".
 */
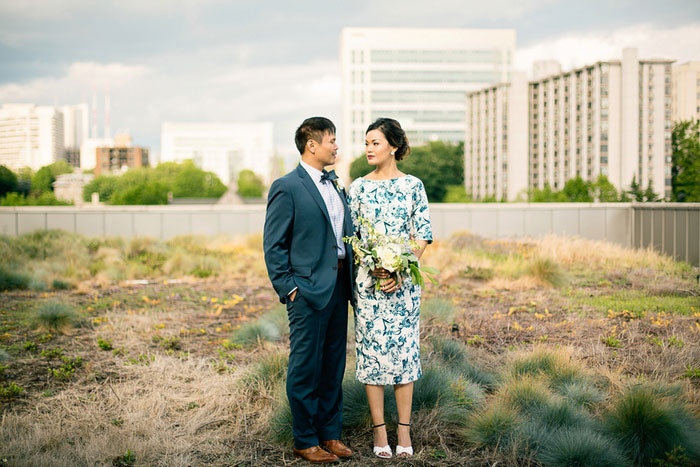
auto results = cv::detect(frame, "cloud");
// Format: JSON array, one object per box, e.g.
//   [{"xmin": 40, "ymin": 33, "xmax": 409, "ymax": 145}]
[{"xmin": 516, "ymin": 22, "xmax": 700, "ymax": 75}]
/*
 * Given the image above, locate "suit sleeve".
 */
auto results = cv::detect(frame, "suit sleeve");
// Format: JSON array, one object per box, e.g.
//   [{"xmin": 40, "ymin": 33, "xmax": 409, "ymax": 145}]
[{"xmin": 263, "ymin": 179, "xmax": 297, "ymax": 303}]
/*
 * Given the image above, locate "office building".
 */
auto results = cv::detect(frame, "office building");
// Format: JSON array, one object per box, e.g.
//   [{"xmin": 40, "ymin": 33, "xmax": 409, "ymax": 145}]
[
  {"xmin": 339, "ymin": 27, "xmax": 516, "ymax": 179},
  {"xmin": 62, "ymin": 103, "xmax": 89, "ymax": 149},
  {"xmin": 160, "ymin": 122, "xmax": 274, "ymax": 185},
  {"xmin": 0, "ymin": 103, "xmax": 64, "ymax": 171},
  {"xmin": 465, "ymin": 72, "xmax": 528, "ymax": 201},
  {"xmin": 80, "ymin": 137, "xmax": 114, "ymax": 170},
  {"xmin": 672, "ymin": 61, "xmax": 700, "ymax": 122},
  {"xmin": 529, "ymin": 48, "xmax": 673, "ymax": 199}
]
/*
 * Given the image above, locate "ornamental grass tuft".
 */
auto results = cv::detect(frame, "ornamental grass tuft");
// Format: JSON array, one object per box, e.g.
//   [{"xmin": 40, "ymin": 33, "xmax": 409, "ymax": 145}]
[
  {"xmin": 32, "ymin": 301, "xmax": 81, "ymax": 333},
  {"xmin": 461, "ymin": 404, "xmax": 521, "ymax": 450},
  {"xmin": 230, "ymin": 321, "xmax": 280, "ymax": 347},
  {"xmin": 429, "ymin": 337, "xmax": 498, "ymax": 390},
  {"xmin": 0, "ymin": 265, "xmax": 30, "ymax": 291},
  {"xmin": 536, "ymin": 426, "xmax": 631, "ymax": 467},
  {"xmin": 602, "ymin": 383, "xmax": 700, "ymax": 465},
  {"xmin": 421, "ymin": 298, "xmax": 455, "ymax": 325},
  {"xmin": 240, "ymin": 352, "xmax": 288, "ymax": 391}
]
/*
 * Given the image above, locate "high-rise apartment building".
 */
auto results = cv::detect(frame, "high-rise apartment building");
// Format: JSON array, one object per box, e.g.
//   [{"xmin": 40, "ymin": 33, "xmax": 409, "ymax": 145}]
[
  {"xmin": 672, "ymin": 61, "xmax": 700, "ymax": 122},
  {"xmin": 160, "ymin": 122, "xmax": 274, "ymax": 185},
  {"xmin": 339, "ymin": 27, "xmax": 516, "ymax": 179},
  {"xmin": 0, "ymin": 103, "xmax": 64, "ymax": 171},
  {"xmin": 62, "ymin": 103, "xmax": 89, "ymax": 149},
  {"xmin": 465, "ymin": 73, "xmax": 528, "ymax": 201},
  {"xmin": 529, "ymin": 48, "xmax": 673, "ymax": 199}
]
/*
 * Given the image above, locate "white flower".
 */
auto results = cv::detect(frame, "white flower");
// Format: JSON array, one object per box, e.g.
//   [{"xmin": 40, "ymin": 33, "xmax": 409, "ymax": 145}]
[
  {"xmin": 333, "ymin": 178, "xmax": 345, "ymax": 191},
  {"xmin": 375, "ymin": 243, "xmax": 402, "ymax": 272}
]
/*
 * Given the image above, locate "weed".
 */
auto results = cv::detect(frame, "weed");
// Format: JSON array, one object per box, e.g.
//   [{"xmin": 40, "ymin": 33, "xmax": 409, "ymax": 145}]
[
  {"xmin": 42, "ymin": 389, "xmax": 53, "ymax": 397},
  {"xmin": 0, "ymin": 382, "xmax": 24, "ymax": 400},
  {"xmin": 466, "ymin": 335, "xmax": 485, "ymax": 346},
  {"xmin": 40, "ymin": 347, "xmax": 64, "ymax": 358},
  {"xmin": 22, "ymin": 341, "xmax": 37, "ymax": 352},
  {"xmin": 667, "ymin": 336, "xmax": 684, "ymax": 349},
  {"xmin": 112, "ymin": 346, "xmax": 125, "ymax": 357},
  {"xmin": 159, "ymin": 337, "xmax": 181, "ymax": 351},
  {"xmin": 601, "ymin": 336, "xmax": 622, "ymax": 349},
  {"xmin": 125, "ymin": 354, "xmax": 155, "ymax": 366},
  {"xmin": 682, "ymin": 366, "xmax": 700, "ymax": 380},
  {"xmin": 97, "ymin": 337, "xmax": 113, "ymax": 351},
  {"xmin": 112, "ymin": 449, "xmax": 136, "ymax": 467},
  {"xmin": 111, "ymin": 417, "xmax": 124, "ymax": 426},
  {"xmin": 48, "ymin": 356, "xmax": 83, "ymax": 381}
]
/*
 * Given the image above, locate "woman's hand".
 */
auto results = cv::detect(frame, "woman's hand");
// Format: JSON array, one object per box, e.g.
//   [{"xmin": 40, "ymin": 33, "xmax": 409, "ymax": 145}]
[
  {"xmin": 371, "ymin": 267, "xmax": 390, "ymax": 279},
  {"xmin": 379, "ymin": 275, "xmax": 401, "ymax": 293}
]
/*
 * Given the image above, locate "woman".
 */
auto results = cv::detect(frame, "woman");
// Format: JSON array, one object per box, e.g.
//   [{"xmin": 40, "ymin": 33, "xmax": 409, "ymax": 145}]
[{"xmin": 347, "ymin": 118, "xmax": 432, "ymax": 459}]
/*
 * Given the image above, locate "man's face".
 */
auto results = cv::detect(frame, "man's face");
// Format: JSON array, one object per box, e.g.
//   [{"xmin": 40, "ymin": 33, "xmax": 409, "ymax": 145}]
[{"xmin": 310, "ymin": 131, "xmax": 338, "ymax": 167}]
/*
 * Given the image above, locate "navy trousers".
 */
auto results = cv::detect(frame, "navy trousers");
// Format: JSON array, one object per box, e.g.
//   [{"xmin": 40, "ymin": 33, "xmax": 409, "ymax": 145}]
[{"xmin": 286, "ymin": 265, "xmax": 349, "ymax": 449}]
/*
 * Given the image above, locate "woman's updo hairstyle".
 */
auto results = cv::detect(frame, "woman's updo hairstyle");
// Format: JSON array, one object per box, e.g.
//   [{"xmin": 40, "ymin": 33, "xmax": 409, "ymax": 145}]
[{"xmin": 366, "ymin": 118, "xmax": 411, "ymax": 161}]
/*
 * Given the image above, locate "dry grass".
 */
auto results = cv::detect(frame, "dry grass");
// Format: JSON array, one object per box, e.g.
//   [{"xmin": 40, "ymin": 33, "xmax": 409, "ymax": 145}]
[{"xmin": 1, "ymin": 230, "xmax": 699, "ymax": 465}]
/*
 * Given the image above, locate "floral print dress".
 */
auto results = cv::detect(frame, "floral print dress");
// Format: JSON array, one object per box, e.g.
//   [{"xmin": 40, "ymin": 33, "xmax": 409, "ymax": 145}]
[{"xmin": 348, "ymin": 175, "xmax": 433, "ymax": 385}]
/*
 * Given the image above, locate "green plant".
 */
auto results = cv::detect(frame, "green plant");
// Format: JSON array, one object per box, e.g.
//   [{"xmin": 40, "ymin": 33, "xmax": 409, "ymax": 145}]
[
  {"xmin": 158, "ymin": 336, "xmax": 181, "ymax": 351},
  {"xmin": 651, "ymin": 445, "xmax": 692, "ymax": 467},
  {"xmin": 603, "ymin": 384, "xmax": 700, "ymax": 465},
  {"xmin": 0, "ymin": 382, "xmax": 24, "ymax": 400},
  {"xmin": 466, "ymin": 335, "xmax": 485, "ymax": 346},
  {"xmin": 40, "ymin": 347, "xmax": 64, "ymax": 358},
  {"xmin": 97, "ymin": 337, "xmax": 113, "ymax": 351},
  {"xmin": 0, "ymin": 348, "xmax": 10, "ymax": 361},
  {"xmin": 0, "ymin": 364, "xmax": 7, "ymax": 376},
  {"xmin": 500, "ymin": 376, "xmax": 553, "ymax": 413},
  {"xmin": 48, "ymin": 356, "xmax": 83, "ymax": 381},
  {"xmin": 682, "ymin": 366, "xmax": 700, "ymax": 380},
  {"xmin": 341, "ymin": 378, "xmax": 372, "ymax": 430},
  {"xmin": 112, "ymin": 448, "xmax": 136, "ymax": 466},
  {"xmin": 240, "ymin": 352, "xmax": 288, "ymax": 390},
  {"xmin": 421, "ymin": 299, "xmax": 455, "ymax": 325},
  {"xmin": 667, "ymin": 336, "xmax": 684, "ymax": 349},
  {"xmin": 525, "ymin": 257, "xmax": 567, "ymax": 287},
  {"xmin": 125, "ymin": 354, "xmax": 155, "ymax": 366},
  {"xmin": 51, "ymin": 278, "xmax": 71, "ymax": 290},
  {"xmin": 111, "ymin": 417, "xmax": 124, "ymax": 426},
  {"xmin": 0, "ymin": 265, "xmax": 30, "ymax": 290},
  {"xmin": 461, "ymin": 404, "xmax": 521, "ymax": 450},
  {"xmin": 268, "ymin": 388, "xmax": 294, "ymax": 445},
  {"xmin": 429, "ymin": 337, "xmax": 497, "ymax": 389},
  {"xmin": 32, "ymin": 301, "xmax": 81, "ymax": 333},
  {"xmin": 601, "ymin": 336, "xmax": 622, "ymax": 349},
  {"xmin": 23, "ymin": 341, "xmax": 37, "ymax": 352},
  {"xmin": 230, "ymin": 321, "xmax": 280, "ymax": 347},
  {"xmin": 536, "ymin": 426, "xmax": 631, "ymax": 467}
]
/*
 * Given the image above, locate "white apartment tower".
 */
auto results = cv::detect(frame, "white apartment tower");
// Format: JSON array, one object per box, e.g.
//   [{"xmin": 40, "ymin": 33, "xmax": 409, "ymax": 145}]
[
  {"xmin": 529, "ymin": 48, "xmax": 673, "ymax": 199},
  {"xmin": 0, "ymin": 103, "xmax": 64, "ymax": 171},
  {"xmin": 339, "ymin": 27, "xmax": 516, "ymax": 179},
  {"xmin": 672, "ymin": 61, "xmax": 700, "ymax": 122},
  {"xmin": 160, "ymin": 122, "xmax": 274, "ymax": 185},
  {"xmin": 62, "ymin": 103, "xmax": 89, "ymax": 149},
  {"xmin": 465, "ymin": 72, "xmax": 529, "ymax": 201}
]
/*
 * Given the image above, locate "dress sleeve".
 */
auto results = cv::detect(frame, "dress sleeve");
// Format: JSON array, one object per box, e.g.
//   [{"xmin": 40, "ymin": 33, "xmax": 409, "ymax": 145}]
[{"xmin": 411, "ymin": 178, "xmax": 433, "ymax": 244}]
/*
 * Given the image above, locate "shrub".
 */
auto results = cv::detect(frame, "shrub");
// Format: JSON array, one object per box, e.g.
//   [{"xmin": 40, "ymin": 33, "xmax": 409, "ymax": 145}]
[
  {"xmin": 237, "ymin": 169, "xmax": 265, "ymax": 198},
  {"xmin": 536, "ymin": 426, "xmax": 631, "ymax": 467},
  {"xmin": 32, "ymin": 301, "xmax": 81, "ymax": 333},
  {"xmin": 0, "ymin": 265, "xmax": 30, "ymax": 290},
  {"xmin": 603, "ymin": 384, "xmax": 700, "ymax": 465},
  {"xmin": 51, "ymin": 278, "xmax": 71, "ymax": 290}
]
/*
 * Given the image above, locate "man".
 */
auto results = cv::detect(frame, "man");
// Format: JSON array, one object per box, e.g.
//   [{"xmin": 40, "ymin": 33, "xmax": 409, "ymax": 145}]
[{"xmin": 263, "ymin": 117, "xmax": 354, "ymax": 463}]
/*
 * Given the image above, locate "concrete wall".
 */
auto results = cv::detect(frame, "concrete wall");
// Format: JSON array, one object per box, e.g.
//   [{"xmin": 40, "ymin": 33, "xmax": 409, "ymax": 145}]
[{"xmin": 2, "ymin": 203, "xmax": 698, "ymax": 266}]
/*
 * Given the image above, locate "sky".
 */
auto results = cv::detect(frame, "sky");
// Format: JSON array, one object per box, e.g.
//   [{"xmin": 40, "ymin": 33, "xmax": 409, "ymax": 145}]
[{"xmin": 1, "ymin": 0, "xmax": 699, "ymax": 166}]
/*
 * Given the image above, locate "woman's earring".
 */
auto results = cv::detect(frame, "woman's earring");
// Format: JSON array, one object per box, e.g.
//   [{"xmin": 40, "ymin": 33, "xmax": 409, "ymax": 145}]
[{"xmin": 390, "ymin": 151, "xmax": 395, "ymax": 156}]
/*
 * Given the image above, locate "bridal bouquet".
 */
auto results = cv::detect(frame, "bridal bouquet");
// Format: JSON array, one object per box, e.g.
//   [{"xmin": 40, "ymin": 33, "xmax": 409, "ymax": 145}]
[{"xmin": 343, "ymin": 217, "xmax": 438, "ymax": 290}]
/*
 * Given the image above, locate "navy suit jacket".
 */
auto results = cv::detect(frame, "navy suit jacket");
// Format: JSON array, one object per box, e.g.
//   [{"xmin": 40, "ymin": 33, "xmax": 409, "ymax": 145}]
[{"xmin": 263, "ymin": 164, "xmax": 355, "ymax": 310}]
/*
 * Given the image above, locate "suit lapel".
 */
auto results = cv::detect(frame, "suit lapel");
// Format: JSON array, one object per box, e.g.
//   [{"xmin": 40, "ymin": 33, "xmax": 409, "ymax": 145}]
[{"xmin": 296, "ymin": 164, "xmax": 332, "ymax": 227}]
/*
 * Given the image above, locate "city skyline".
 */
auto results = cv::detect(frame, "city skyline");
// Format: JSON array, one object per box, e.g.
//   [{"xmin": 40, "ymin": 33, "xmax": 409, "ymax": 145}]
[{"xmin": 1, "ymin": 1, "xmax": 699, "ymax": 168}]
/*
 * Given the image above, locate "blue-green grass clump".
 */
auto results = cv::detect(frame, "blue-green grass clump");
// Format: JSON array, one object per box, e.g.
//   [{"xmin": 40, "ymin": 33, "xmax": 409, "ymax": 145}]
[{"xmin": 32, "ymin": 301, "xmax": 81, "ymax": 333}]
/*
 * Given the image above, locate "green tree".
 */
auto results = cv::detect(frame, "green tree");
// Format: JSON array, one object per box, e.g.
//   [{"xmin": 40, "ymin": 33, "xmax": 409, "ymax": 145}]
[
  {"xmin": 643, "ymin": 181, "xmax": 661, "ymax": 202},
  {"xmin": 0, "ymin": 191, "xmax": 71, "ymax": 206},
  {"xmin": 0, "ymin": 165, "xmax": 17, "ymax": 197},
  {"xmin": 626, "ymin": 175, "xmax": 645, "ymax": 201},
  {"xmin": 399, "ymin": 141, "xmax": 464, "ymax": 202},
  {"xmin": 592, "ymin": 175, "xmax": 619, "ymax": 202},
  {"xmin": 48, "ymin": 160, "xmax": 73, "ymax": 177},
  {"xmin": 111, "ymin": 180, "xmax": 168, "ymax": 205},
  {"xmin": 31, "ymin": 166, "xmax": 55, "ymax": 194},
  {"xmin": 15, "ymin": 167, "xmax": 32, "ymax": 195},
  {"xmin": 171, "ymin": 161, "xmax": 226, "ymax": 198},
  {"xmin": 349, "ymin": 141, "xmax": 464, "ymax": 202},
  {"xmin": 237, "ymin": 170, "xmax": 265, "ymax": 198},
  {"xmin": 671, "ymin": 120, "xmax": 700, "ymax": 202},
  {"xmin": 530, "ymin": 184, "xmax": 566, "ymax": 202},
  {"xmin": 350, "ymin": 155, "xmax": 373, "ymax": 180},
  {"xmin": 561, "ymin": 176, "xmax": 593, "ymax": 202},
  {"xmin": 83, "ymin": 175, "xmax": 119, "ymax": 202},
  {"xmin": 443, "ymin": 185, "xmax": 472, "ymax": 203}
]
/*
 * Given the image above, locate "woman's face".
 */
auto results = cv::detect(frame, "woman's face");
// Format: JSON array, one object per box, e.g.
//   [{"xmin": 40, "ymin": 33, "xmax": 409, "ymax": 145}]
[{"xmin": 365, "ymin": 129, "xmax": 396, "ymax": 166}]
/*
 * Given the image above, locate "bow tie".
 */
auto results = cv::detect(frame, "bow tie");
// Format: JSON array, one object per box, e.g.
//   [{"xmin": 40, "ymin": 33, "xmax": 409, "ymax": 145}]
[{"xmin": 320, "ymin": 169, "xmax": 338, "ymax": 183}]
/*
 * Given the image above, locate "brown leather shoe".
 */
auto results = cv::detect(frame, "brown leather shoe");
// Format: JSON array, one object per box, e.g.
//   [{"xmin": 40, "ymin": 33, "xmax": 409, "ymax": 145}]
[
  {"xmin": 293, "ymin": 445, "xmax": 339, "ymax": 463},
  {"xmin": 321, "ymin": 440, "xmax": 353, "ymax": 459}
]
